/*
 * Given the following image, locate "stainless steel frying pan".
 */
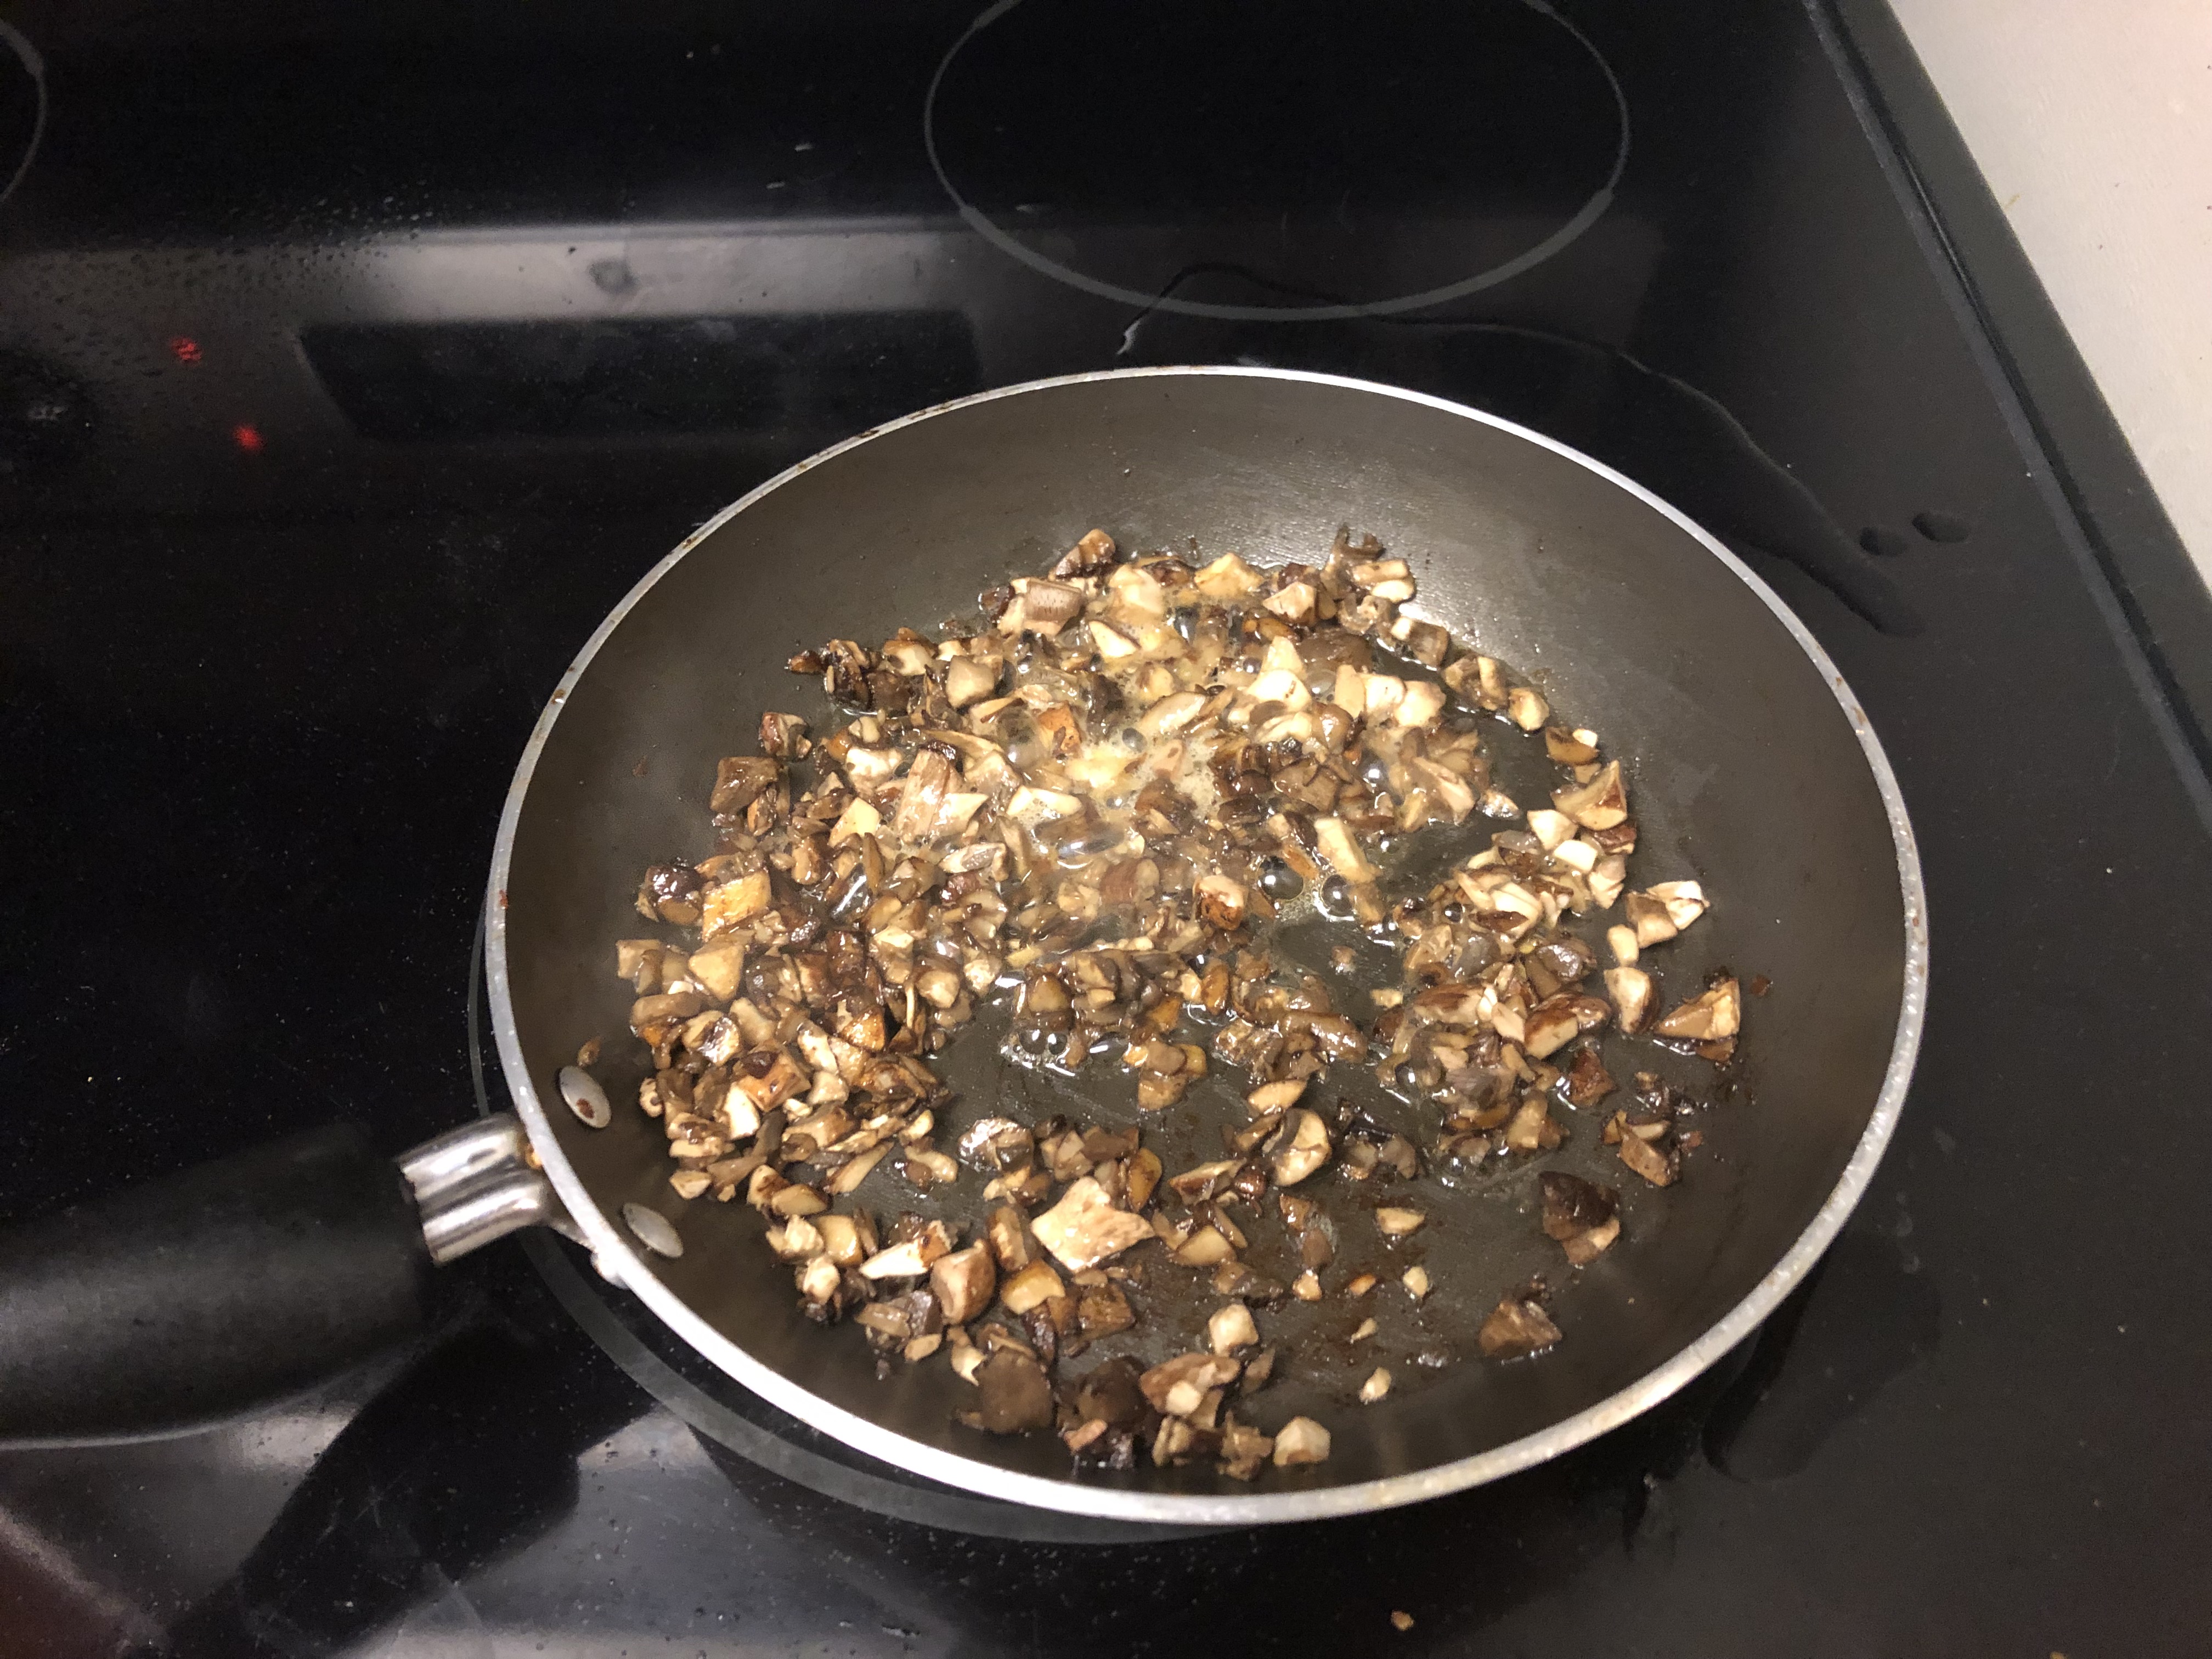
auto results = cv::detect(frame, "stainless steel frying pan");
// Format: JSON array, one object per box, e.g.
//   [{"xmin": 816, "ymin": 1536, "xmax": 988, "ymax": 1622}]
[{"xmin": 0, "ymin": 368, "xmax": 1925, "ymax": 1526}]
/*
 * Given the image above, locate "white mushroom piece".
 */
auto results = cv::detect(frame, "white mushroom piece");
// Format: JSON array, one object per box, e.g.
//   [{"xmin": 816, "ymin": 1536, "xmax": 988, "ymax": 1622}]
[{"xmin": 1029, "ymin": 1177, "xmax": 1155, "ymax": 1272}]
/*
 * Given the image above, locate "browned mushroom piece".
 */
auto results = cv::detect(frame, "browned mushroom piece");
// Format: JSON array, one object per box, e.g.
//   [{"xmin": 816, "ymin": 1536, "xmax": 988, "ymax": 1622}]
[
  {"xmin": 1538, "ymin": 1171, "xmax": 1622, "ymax": 1265},
  {"xmin": 1265, "ymin": 1109, "xmax": 1333, "ymax": 1186},
  {"xmin": 1653, "ymin": 977, "xmax": 1742, "ymax": 1042},
  {"xmin": 1559, "ymin": 1046, "xmax": 1617, "ymax": 1107},
  {"xmin": 1477, "ymin": 1285, "xmax": 1563, "ymax": 1357},
  {"xmin": 959, "ymin": 1349, "xmax": 1056, "ymax": 1434},
  {"xmin": 929, "ymin": 1242, "xmax": 997, "ymax": 1325},
  {"xmin": 1615, "ymin": 1118, "xmax": 1683, "ymax": 1188},
  {"xmin": 1138, "ymin": 1351, "xmax": 1243, "ymax": 1420}
]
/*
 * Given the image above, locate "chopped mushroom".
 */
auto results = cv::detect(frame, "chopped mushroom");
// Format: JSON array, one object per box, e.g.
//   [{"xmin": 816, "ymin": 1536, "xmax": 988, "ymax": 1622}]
[
  {"xmin": 1538, "ymin": 1172, "xmax": 1622, "ymax": 1265},
  {"xmin": 1272, "ymin": 1416, "xmax": 1332, "ymax": 1466},
  {"xmin": 1207, "ymin": 1302, "xmax": 1260, "ymax": 1355},
  {"xmin": 620, "ymin": 522, "xmax": 1737, "ymax": 1475},
  {"xmin": 1359, "ymin": 1367, "xmax": 1393, "ymax": 1403},
  {"xmin": 1030, "ymin": 1177, "xmax": 1155, "ymax": 1271},
  {"xmin": 1478, "ymin": 1286, "xmax": 1562, "ymax": 1357},
  {"xmin": 960, "ymin": 1350, "xmax": 1055, "ymax": 1434},
  {"xmin": 1605, "ymin": 966, "xmax": 1654, "ymax": 1032},
  {"xmin": 1266, "ymin": 1110, "xmax": 1333, "ymax": 1187},
  {"xmin": 1139, "ymin": 1352, "xmax": 1242, "ymax": 1418},
  {"xmin": 930, "ymin": 1243, "xmax": 997, "ymax": 1324},
  {"xmin": 1654, "ymin": 977, "xmax": 1741, "ymax": 1041},
  {"xmin": 1552, "ymin": 761, "xmax": 1628, "ymax": 830}
]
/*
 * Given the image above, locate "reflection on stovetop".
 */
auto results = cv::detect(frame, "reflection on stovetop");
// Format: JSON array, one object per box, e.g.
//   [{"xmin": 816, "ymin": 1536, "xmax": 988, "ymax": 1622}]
[{"xmin": 0, "ymin": 1209, "xmax": 1937, "ymax": 1658}]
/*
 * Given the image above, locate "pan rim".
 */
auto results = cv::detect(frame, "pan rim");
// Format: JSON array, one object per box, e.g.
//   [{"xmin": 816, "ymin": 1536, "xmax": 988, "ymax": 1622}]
[{"xmin": 486, "ymin": 365, "xmax": 1928, "ymax": 1524}]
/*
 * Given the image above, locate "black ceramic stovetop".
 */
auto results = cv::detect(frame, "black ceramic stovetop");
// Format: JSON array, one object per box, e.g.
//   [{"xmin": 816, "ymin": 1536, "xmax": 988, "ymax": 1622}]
[{"xmin": 3, "ymin": 3, "xmax": 2209, "ymax": 1654}]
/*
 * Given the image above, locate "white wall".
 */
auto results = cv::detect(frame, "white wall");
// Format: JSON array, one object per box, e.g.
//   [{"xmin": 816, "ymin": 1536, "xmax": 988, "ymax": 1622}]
[{"xmin": 1888, "ymin": 0, "xmax": 2212, "ymax": 584}]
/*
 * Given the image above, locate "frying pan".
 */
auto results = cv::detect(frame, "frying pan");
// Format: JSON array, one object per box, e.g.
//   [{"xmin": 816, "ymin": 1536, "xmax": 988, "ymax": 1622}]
[{"xmin": 0, "ymin": 368, "xmax": 1926, "ymax": 1524}]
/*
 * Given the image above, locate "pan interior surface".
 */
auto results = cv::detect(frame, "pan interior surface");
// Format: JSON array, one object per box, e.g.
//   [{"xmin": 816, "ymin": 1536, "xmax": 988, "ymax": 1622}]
[{"xmin": 490, "ymin": 369, "xmax": 1919, "ymax": 1522}]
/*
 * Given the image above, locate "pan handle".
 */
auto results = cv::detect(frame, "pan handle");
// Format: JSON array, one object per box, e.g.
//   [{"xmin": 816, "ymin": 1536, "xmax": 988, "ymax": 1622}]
[{"xmin": 0, "ymin": 1115, "xmax": 571, "ymax": 1443}]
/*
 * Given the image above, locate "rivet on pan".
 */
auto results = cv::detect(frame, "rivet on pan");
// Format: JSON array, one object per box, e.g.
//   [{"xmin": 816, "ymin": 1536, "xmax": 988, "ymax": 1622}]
[
  {"xmin": 557, "ymin": 1065, "xmax": 612, "ymax": 1128},
  {"xmin": 622, "ymin": 1202, "xmax": 684, "ymax": 1258}
]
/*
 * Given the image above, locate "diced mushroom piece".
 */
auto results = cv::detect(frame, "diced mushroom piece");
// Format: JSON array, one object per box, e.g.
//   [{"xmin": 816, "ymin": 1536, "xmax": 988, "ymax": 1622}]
[
  {"xmin": 1539, "ymin": 1171, "xmax": 1623, "ymax": 1265},
  {"xmin": 986, "ymin": 1206, "xmax": 1037, "ymax": 1272},
  {"xmin": 1605, "ymin": 966, "xmax": 1654, "ymax": 1033},
  {"xmin": 769, "ymin": 1182, "xmax": 828, "ymax": 1218},
  {"xmin": 668, "ymin": 1169, "xmax": 711, "ymax": 1200},
  {"xmin": 1374, "ymin": 1207, "xmax": 1426, "ymax": 1239},
  {"xmin": 1247, "ymin": 1079, "xmax": 1307, "ymax": 1113},
  {"xmin": 710, "ymin": 755, "xmax": 783, "ymax": 816},
  {"xmin": 1522, "ymin": 993, "xmax": 1611, "ymax": 1060},
  {"xmin": 1218, "ymin": 1419, "xmax": 1276, "ymax": 1480},
  {"xmin": 1525, "ymin": 809, "xmax": 1575, "ymax": 851},
  {"xmin": 1648, "ymin": 880, "xmax": 1708, "ymax": 932},
  {"xmin": 1167, "ymin": 1159, "xmax": 1241, "ymax": 1205},
  {"xmin": 1606, "ymin": 924, "xmax": 1640, "ymax": 967},
  {"xmin": 1266, "ymin": 1109, "xmax": 1333, "ymax": 1187},
  {"xmin": 1139, "ymin": 1352, "xmax": 1242, "ymax": 1418},
  {"xmin": 880, "ymin": 637, "xmax": 935, "ymax": 676},
  {"xmin": 758, "ymin": 711, "xmax": 810, "ymax": 757},
  {"xmin": 945, "ymin": 654, "xmax": 1000, "ymax": 708},
  {"xmin": 701, "ymin": 870, "xmax": 772, "ymax": 936},
  {"xmin": 860, "ymin": 1239, "xmax": 933, "ymax": 1279},
  {"xmin": 960, "ymin": 1349, "xmax": 1055, "ymax": 1434},
  {"xmin": 1195, "ymin": 874, "xmax": 1250, "ymax": 930},
  {"xmin": 1552, "ymin": 761, "xmax": 1629, "ymax": 831},
  {"xmin": 825, "ymin": 1142, "xmax": 891, "ymax": 1195},
  {"xmin": 1521, "ymin": 998, "xmax": 1582, "ymax": 1060},
  {"xmin": 686, "ymin": 941, "xmax": 747, "ymax": 1002},
  {"xmin": 1272, "ymin": 1416, "xmax": 1332, "ymax": 1466},
  {"xmin": 1506, "ymin": 686, "xmax": 1550, "ymax": 730},
  {"xmin": 999, "ymin": 1259, "xmax": 1067, "ymax": 1314},
  {"xmin": 1018, "ymin": 579, "xmax": 1086, "ymax": 631},
  {"xmin": 1193, "ymin": 550, "xmax": 1262, "ymax": 599},
  {"xmin": 1653, "ymin": 977, "xmax": 1741, "ymax": 1041},
  {"xmin": 1359, "ymin": 1367, "xmax": 1393, "ymax": 1404},
  {"xmin": 1345, "ymin": 1273, "xmax": 1378, "ymax": 1297},
  {"xmin": 813, "ymin": 1214, "xmax": 864, "ymax": 1267},
  {"xmin": 1617, "ymin": 1122, "xmax": 1681, "ymax": 1188},
  {"xmin": 1292, "ymin": 1271, "xmax": 1323, "ymax": 1301},
  {"xmin": 1393, "ymin": 681, "xmax": 1446, "ymax": 727},
  {"xmin": 1030, "ymin": 1177, "xmax": 1155, "ymax": 1272},
  {"xmin": 796, "ymin": 1256, "xmax": 842, "ymax": 1304},
  {"xmin": 1207, "ymin": 1302, "xmax": 1260, "ymax": 1355},
  {"xmin": 1402, "ymin": 1265, "xmax": 1431, "ymax": 1301},
  {"xmin": 1623, "ymin": 891, "xmax": 1677, "ymax": 947},
  {"xmin": 827, "ymin": 797, "xmax": 882, "ymax": 847},
  {"xmin": 764, "ymin": 1216, "xmax": 824, "ymax": 1260},
  {"xmin": 1544, "ymin": 726, "xmax": 1599, "ymax": 765},
  {"xmin": 1348, "ymin": 1317, "xmax": 1378, "ymax": 1342},
  {"xmin": 1107, "ymin": 560, "xmax": 1167, "ymax": 618},
  {"xmin": 1054, "ymin": 527, "xmax": 1118, "ymax": 578},
  {"xmin": 733, "ymin": 1048, "xmax": 810, "ymax": 1115},
  {"xmin": 1312, "ymin": 817, "xmax": 1376, "ymax": 883},
  {"xmin": 1478, "ymin": 1290, "xmax": 1562, "ymax": 1358},
  {"xmin": 1504, "ymin": 1094, "xmax": 1562, "ymax": 1153},
  {"xmin": 930, "ymin": 1243, "xmax": 998, "ymax": 1325},
  {"xmin": 1263, "ymin": 579, "xmax": 1319, "ymax": 624}
]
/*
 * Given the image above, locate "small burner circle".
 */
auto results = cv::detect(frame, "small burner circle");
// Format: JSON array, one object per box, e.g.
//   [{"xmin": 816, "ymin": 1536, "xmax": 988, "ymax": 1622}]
[{"xmin": 924, "ymin": 0, "xmax": 1629, "ymax": 321}]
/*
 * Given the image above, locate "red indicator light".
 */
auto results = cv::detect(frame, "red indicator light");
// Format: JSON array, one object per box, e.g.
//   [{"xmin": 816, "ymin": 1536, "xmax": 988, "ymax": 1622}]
[
  {"xmin": 169, "ymin": 336, "xmax": 202, "ymax": 365},
  {"xmin": 232, "ymin": 422, "xmax": 264, "ymax": 453}
]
